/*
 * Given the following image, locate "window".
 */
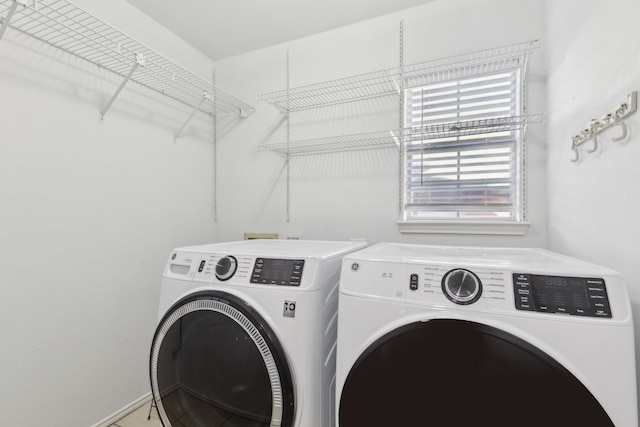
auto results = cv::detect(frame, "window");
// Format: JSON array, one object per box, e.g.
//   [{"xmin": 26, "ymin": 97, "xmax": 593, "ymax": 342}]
[{"xmin": 400, "ymin": 55, "xmax": 530, "ymax": 234}]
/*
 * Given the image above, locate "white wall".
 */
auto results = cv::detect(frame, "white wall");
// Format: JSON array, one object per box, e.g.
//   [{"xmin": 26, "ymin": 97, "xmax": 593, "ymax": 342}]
[
  {"xmin": 0, "ymin": 1, "xmax": 222, "ymax": 425},
  {"xmin": 546, "ymin": 0, "xmax": 640, "ymax": 413},
  {"xmin": 213, "ymin": 0, "xmax": 547, "ymax": 248},
  {"xmin": 18, "ymin": 0, "xmax": 640, "ymax": 425}
]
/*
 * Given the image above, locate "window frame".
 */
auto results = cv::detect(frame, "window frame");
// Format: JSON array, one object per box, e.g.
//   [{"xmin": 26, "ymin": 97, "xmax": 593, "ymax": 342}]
[{"xmin": 398, "ymin": 53, "xmax": 531, "ymax": 236}]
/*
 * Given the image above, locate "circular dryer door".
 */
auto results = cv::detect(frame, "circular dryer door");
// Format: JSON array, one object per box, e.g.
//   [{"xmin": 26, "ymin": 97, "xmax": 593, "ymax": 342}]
[
  {"xmin": 150, "ymin": 291, "xmax": 294, "ymax": 427},
  {"xmin": 339, "ymin": 319, "xmax": 614, "ymax": 427}
]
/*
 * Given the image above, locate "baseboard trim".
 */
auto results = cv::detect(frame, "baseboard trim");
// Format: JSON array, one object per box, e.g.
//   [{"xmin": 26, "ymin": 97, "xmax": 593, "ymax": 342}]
[{"xmin": 90, "ymin": 392, "xmax": 153, "ymax": 427}]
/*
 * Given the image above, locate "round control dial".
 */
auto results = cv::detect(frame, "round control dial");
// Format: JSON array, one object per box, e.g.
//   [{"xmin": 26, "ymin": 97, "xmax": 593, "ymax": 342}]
[
  {"xmin": 215, "ymin": 256, "xmax": 237, "ymax": 281},
  {"xmin": 441, "ymin": 269, "xmax": 482, "ymax": 305}
]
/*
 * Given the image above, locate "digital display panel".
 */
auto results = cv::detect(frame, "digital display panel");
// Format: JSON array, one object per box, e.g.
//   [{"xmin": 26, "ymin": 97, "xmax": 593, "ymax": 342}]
[
  {"xmin": 530, "ymin": 276, "xmax": 590, "ymax": 310},
  {"xmin": 251, "ymin": 258, "xmax": 304, "ymax": 286},
  {"xmin": 513, "ymin": 273, "xmax": 611, "ymax": 318}
]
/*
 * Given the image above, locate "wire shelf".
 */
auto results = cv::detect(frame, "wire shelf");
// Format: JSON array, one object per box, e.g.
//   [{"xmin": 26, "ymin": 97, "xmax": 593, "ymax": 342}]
[
  {"xmin": 259, "ymin": 114, "xmax": 544, "ymax": 156},
  {"xmin": 259, "ymin": 130, "xmax": 401, "ymax": 156},
  {"xmin": 401, "ymin": 39, "xmax": 541, "ymax": 88},
  {"xmin": 257, "ymin": 68, "xmax": 400, "ymax": 112},
  {"xmin": 256, "ymin": 40, "xmax": 541, "ymax": 112},
  {"xmin": 410, "ymin": 114, "xmax": 545, "ymax": 139},
  {"xmin": 0, "ymin": 0, "xmax": 254, "ymax": 118}
]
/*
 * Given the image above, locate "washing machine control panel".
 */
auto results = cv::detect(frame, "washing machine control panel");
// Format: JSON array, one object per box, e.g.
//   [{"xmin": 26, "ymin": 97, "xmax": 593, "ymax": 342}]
[
  {"xmin": 250, "ymin": 258, "xmax": 305, "ymax": 286},
  {"xmin": 513, "ymin": 273, "xmax": 611, "ymax": 318},
  {"xmin": 168, "ymin": 252, "xmax": 307, "ymax": 287}
]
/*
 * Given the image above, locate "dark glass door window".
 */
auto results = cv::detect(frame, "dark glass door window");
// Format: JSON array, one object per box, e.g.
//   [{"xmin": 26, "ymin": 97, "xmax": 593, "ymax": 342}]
[
  {"xmin": 339, "ymin": 319, "xmax": 613, "ymax": 427},
  {"xmin": 150, "ymin": 292, "xmax": 294, "ymax": 427}
]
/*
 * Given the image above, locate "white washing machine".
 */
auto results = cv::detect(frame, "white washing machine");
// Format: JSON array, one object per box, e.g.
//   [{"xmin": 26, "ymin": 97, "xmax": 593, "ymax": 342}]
[
  {"xmin": 150, "ymin": 239, "xmax": 367, "ymax": 427},
  {"xmin": 336, "ymin": 243, "xmax": 637, "ymax": 427}
]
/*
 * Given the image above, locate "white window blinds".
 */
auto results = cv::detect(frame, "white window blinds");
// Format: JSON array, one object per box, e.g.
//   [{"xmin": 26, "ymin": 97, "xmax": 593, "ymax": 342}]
[{"xmin": 403, "ymin": 66, "xmax": 524, "ymax": 221}]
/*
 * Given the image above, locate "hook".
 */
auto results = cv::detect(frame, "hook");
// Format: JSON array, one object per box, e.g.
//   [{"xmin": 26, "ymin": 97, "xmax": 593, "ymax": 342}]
[
  {"xmin": 601, "ymin": 113, "xmax": 614, "ymax": 126},
  {"xmin": 571, "ymin": 144, "xmax": 580, "ymax": 163},
  {"xmin": 579, "ymin": 128, "xmax": 591, "ymax": 139},
  {"xmin": 589, "ymin": 118, "xmax": 604, "ymax": 134},
  {"xmin": 586, "ymin": 136, "xmax": 598, "ymax": 153},
  {"xmin": 611, "ymin": 120, "xmax": 628, "ymax": 142}
]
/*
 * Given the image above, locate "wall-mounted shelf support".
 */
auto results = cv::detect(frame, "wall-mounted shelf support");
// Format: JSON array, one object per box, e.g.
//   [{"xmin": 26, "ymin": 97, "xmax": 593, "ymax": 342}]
[
  {"xmin": 571, "ymin": 91, "xmax": 637, "ymax": 162},
  {"xmin": 0, "ymin": 0, "xmax": 22, "ymax": 42},
  {"xmin": 390, "ymin": 75, "xmax": 402, "ymax": 95},
  {"xmin": 99, "ymin": 53, "xmax": 145, "ymax": 121},
  {"xmin": 285, "ymin": 50, "xmax": 290, "ymax": 222},
  {"xmin": 174, "ymin": 91, "xmax": 210, "ymax": 141}
]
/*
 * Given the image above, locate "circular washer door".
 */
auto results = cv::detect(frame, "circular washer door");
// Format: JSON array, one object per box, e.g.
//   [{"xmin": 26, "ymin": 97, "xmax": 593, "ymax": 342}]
[
  {"xmin": 150, "ymin": 291, "xmax": 294, "ymax": 427},
  {"xmin": 339, "ymin": 319, "xmax": 614, "ymax": 427}
]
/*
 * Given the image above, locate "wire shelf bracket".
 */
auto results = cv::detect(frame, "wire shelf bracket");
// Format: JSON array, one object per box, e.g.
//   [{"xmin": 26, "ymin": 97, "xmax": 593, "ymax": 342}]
[
  {"xmin": 0, "ymin": 0, "xmax": 22, "ymax": 42},
  {"xmin": 99, "ymin": 52, "xmax": 144, "ymax": 121},
  {"xmin": 174, "ymin": 91, "xmax": 210, "ymax": 141},
  {"xmin": 0, "ymin": 0, "xmax": 254, "ymax": 130}
]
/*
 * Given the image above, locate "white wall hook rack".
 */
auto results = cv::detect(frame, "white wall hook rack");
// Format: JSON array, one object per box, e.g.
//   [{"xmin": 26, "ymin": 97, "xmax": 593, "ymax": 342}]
[{"xmin": 571, "ymin": 91, "xmax": 637, "ymax": 162}]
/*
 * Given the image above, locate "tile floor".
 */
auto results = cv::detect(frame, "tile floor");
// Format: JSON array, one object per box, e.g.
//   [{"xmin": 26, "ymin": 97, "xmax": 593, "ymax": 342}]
[{"xmin": 109, "ymin": 401, "xmax": 162, "ymax": 427}]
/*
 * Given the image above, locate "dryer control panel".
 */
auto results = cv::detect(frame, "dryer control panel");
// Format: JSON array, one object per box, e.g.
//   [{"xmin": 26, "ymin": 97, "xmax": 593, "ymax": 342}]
[{"xmin": 513, "ymin": 273, "xmax": 612, "ymax": 318}]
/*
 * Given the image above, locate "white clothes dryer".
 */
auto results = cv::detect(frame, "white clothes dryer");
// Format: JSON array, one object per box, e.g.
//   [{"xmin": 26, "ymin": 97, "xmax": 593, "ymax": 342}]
[
  {"xmin": 150, "ymin": 239, "xmax": 366, "ymax": 427},
  {"xmin": 336, "ymin": 243, "xmax": 637, "ymax": 427}
]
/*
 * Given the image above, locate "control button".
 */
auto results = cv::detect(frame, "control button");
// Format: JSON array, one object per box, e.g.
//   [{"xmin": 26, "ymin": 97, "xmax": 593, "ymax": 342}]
[
  {"xmin": 198, "ymin": 260, "xmax": 206, "ymax": 273},
  {"xmin": 441, "ymin": 269, "xmax": 482, "ymax": 305},
  {"xmin": 513, "ymin": 273, "xmax": 535, "ymax": 311},
  {"xmin": 410, "ymin": 274, "xmax": 419, "ymax": 291},
  {"xmin": 215, "ymin": 256, "xmax": 238, "ymax": 281}
]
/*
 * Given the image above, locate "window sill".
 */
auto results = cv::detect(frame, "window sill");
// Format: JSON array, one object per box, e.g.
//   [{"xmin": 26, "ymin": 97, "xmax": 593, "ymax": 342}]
[{"xmin": 397, "ymin": 220, "xmax": 530, "ymax": 236}]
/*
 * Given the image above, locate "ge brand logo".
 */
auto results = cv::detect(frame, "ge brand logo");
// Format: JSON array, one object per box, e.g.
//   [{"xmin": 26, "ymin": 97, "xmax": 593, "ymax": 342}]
[
  {"xmin": 283, "ymin": 300, "xmax": 296, "ymax": 318},
  {"xmin": 351, "ymin": 263, "xmax": 360, "ymax": 271}
]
